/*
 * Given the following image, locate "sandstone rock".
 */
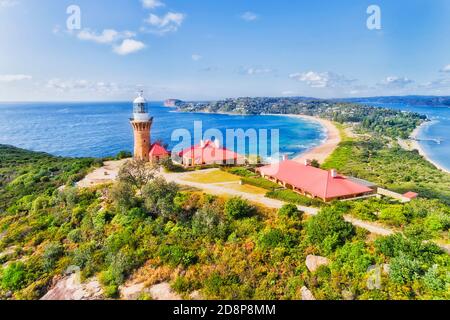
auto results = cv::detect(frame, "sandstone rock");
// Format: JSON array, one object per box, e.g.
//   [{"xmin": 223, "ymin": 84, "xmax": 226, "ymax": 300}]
[
  {"xmin": 149, "ymin": 282, "xmax": 182, "ymax": 301},
  {"xmin": 300, "ymin": 287, "xmax": 316, "ymax": 300},
  {"xmin": 120, "ymin": 282, "xmax": 148, "ymax": 300},
  {"xmin": 40, "ymin": 274, "xmax": 103, "ymax": 300},
  {"xmin": 189, "ymin": 290, "xmax": 203, "ymax": 300},
  {"xmin": 305, "ymin": 255, "xmax": 330, "ymax": 272},
  {"xmin": 342, "ymin": 289, "xmax": 355, "ymax": 300}
]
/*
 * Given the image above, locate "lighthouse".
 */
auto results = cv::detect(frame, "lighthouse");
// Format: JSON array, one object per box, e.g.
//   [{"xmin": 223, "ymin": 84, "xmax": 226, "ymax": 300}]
[{"xmin": 130, "ymin": 91, "xmax": 153, "ymax": 162}]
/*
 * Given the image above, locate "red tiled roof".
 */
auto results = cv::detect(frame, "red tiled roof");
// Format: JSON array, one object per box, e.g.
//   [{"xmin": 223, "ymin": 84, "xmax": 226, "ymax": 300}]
[
  {"xmin": 149, "ymin": 143, "xmax": 170, "ymax": 157},
  {"xmin": 179, "ymin": 140, "xmax": 240, "ymax": 163},
  {"xmin": 257, "ymin": 160, "xmax": 373, "ymax": 200},
  {"xmin": 403, "ymin": 192, "xmax": 419, "ymax": 199}
]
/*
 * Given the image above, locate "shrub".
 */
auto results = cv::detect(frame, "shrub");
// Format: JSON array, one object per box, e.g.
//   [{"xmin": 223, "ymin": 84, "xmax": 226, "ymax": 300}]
[
  {"xmin": 226, "ymin": 167, "xmax": 256, "ymax": 178},
  {"xmin": 379, "ymin": 205, "xmax": 408, "ymax": 227},
  {"xmin": 1, "ymin": 262, "xmax": 27, "ymax": 291},
  {"xmin": 158, "ymin": 245, "xmax": 198, "ymax": 267},
  {"xmin": 389, "ymin": 253, "xmax": 423, "ymax": 285},
  {"xmin": 241, "ymin": 177, "xmax": 279, "ymax": 190},
  {"xmin": 278, "ymin": 204, "xmax": 303, "ymax": 219},
  {"xmin": 224, "ymin": 197, "xmax": 255, "ymax": 219},
  {"xmin": 305, "ymin": 207, "xmax": 355, "ymax": 255},
  {"xmin": 257, "ymin": 229, "xmax": 287, "ymax": 249},
  {"xmin": 266, "ymin": 189, "xmax": 324, "ymax": 207},
  {"xmin": 116, "ymin": 151, "xmax": 132, "ymax": 160},
  {"xmin": 42, "ymin": 242, "xmax": 64, "ymax": 271}
]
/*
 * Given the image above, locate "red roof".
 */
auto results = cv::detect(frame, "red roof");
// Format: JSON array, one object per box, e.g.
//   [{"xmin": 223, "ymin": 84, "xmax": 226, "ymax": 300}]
[
  {"xmin": 257, "ymin": 160, "xmax": 373, "ymax": 200},
  {"xmin": 149, "ymin": 143, "xmax": 170, "ymax": 157},
  {"xmin": 179, "ymin": 140, "xmax": 240, "ymax": 163},
  {"xmin": 403, "ymin": 192, "xmax": 419, "ymax": 199}
]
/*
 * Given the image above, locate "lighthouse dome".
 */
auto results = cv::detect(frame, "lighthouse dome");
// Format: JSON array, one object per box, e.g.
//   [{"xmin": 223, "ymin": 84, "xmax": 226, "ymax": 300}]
[{"xmin": 133, "ymin": 95, "xmax": 147, "ymax": 104}]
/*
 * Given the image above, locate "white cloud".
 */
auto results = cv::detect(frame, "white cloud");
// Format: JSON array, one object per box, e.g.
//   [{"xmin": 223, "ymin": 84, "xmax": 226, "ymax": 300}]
[
  {"xmin": 0, "ymin": 0, "xmax": 18, "ymax": 8},
  {"xmin": 113, "ymin": 39, "xmax": 146, "ymax": 55},
  {"xmin": 0, "ymin": 74, "xmax": 32, "ymax": 82},
  {"xmin": 241, "ymin": 12, "xmax": 259, "ymax": 22},
  {"xmin": 381, "ymin": 76, "xmax": 414, "ymax": 88},
  {"xmin": 141, "ymin": 0, "xmax": 165, "ymax": 9},
  {"xmin": 77, "ymin": 29, "xmax": 135, "ymax": 44},
  {"xmin": 241, "ymin": 66, "xmax": 272, "ymax": 75},
  {"xmin": 46, "ymin": 79, "xmax": 122, "ymax": 93},
  {"xmin": 440, "ymin": 64, "xmax": 450, "ymax": 73},
  {"xmin": 191, "ymin": 54, "xmax": 202, "ymax": 61},
  {"xmin": 289, "ymin": 71, "xmax": 355, "ymax": 88},
  {"xmin": 145, "ymin": 12, "xmax": 186, "ymax": 34}
]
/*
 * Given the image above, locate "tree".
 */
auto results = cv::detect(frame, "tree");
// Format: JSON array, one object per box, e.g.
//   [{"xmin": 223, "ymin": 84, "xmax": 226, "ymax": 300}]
[
  {"xmin": 310, "ymin": 159, "xmax": 320, "ymax": 168},
  {"xmin": 224, "ymin": 197, "xmax": 255, "ymax": 219},
  {"xmin": 305, "ymin": 207, "xmax": 355, "ymax": 255},
  {"xmin": 141, "ymin": 177, "xmax": 180, "ymax": 220},
  {"xmin": 117, "ymin": 160, "xmax": 158, "ymax": 192}
]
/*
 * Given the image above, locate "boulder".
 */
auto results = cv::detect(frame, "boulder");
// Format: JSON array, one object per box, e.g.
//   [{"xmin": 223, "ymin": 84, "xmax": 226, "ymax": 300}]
[
  {"xmin": 120, "ymin": 282, "xmax": 149, "ymax": 300},
  {"xmin": 300, "ymin": 287, "xmax": 316, "ymax": 300},
  {"xmin": 305, "ymin": 255, "xmax": 330, "ymax": 272},
  {"xmin": 149, "ymin": 282, "xmax": 182, "ymax": 301},
  {"xmin": 40, "ymin": 274, "xmax": 103, "ymax": 300}
]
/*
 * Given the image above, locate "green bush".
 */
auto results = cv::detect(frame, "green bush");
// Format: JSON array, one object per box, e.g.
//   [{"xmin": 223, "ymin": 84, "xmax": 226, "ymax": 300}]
[
  {"xmin": 241, "ymin": 177, "xmax": 279, "ymax": 190},
  {"xmin": 158, "ymin": 245, "xmax": 198, "ymax": 267},
  {"xmin": 226, "ymin": 167, "xmax": 256, "ymax": 178},
  {"xmin": 305, "ymin": 207, "xmax": 355, "ymax": 255},
  {"xmin": 1, "ymin": 262, "xmax": 27, "ymax": 291},
  {"xmin": 266, "ymin": 189, "xmax": 324, "ymax": 207},
  {"xmin": 224, "ymin": 197, "xmax": 255, "ymax": 219},
  {"xmin": 42, "ymin": 242, "xmax": 64, "ymax": 271},
  {"xmin": 278, "ymin": 204, "xmax": 303, "ymax": 219}
]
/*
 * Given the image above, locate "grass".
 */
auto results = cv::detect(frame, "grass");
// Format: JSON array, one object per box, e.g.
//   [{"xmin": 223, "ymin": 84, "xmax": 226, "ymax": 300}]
[
  {"xmin": 226, "ymin": 183, "xmax": 267, "ymax": 195},
  {"xmin": 183, "ymin": 170, "xmax": 241, "ymax": 184}
]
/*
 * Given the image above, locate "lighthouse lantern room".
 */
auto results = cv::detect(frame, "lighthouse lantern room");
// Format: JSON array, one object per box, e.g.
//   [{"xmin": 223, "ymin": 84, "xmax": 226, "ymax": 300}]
[{"xmin": 130, "ymin": 91, "xmax": 153, "ymax": 162}]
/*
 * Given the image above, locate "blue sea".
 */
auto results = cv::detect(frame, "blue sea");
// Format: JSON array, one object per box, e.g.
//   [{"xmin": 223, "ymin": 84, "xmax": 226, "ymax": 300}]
[
  {"xmin": 0, "ymin": 102, "xmax": 326, "ymax": 161},
  {"xmin": 365, "ymin": 102, "xmax": 450, "ymax": 172}
]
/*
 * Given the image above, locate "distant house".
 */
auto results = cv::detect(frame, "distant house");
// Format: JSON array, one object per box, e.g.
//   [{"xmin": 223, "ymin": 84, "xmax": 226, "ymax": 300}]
[
  {"xmin": 257, "ymin": 160, "xmax": 375, "ymax": 202},
  {"xmin": 178, "ymin": 140, "xmax": 245, "ymax": 167},
  {"xmin": 149, "ymin": 142, "xmax": 170, "ymax": 164},
  {"xmin": 403, "ymin": 191, "xmax": 419, "ymax": 201}
]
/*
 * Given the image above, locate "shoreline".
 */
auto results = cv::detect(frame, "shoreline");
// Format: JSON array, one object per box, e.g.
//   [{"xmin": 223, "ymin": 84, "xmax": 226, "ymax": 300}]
[
  {"xmin": 267, "ymin": 114, "xmax": 341, "ymax": 164},
  {"xmin": 178, "ymin": 110, "xmax": 341, "ymax": 164},
  {"xmin": 410, "ymin": 121, "xmax": 450, "ymax": 174}
]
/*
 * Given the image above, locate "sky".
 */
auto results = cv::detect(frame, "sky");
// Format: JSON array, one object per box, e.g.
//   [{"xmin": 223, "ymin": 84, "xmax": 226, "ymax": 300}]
[{"xmin": 1, "ymin": 0, "xmax": 450, "ymax": 101}]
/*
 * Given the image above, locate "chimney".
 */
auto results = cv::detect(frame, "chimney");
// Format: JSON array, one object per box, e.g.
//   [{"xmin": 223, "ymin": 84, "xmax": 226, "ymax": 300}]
[
  {"xmin": 331, "ymin": 169, "xmax": 338, "ymax": 178},
  {"xmin": 304, "ymin": 159, "xmax": 311, "ymax": 166}
]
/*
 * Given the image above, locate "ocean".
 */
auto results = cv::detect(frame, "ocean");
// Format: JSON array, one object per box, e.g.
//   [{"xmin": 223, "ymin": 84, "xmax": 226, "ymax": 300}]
[
  {"xmin": 365, "ymin": 102, "xmax": 450, "ymax": 172},
  {"xmin": 0, "ymin": 102, "xmax": 326, "ymax": 161}
]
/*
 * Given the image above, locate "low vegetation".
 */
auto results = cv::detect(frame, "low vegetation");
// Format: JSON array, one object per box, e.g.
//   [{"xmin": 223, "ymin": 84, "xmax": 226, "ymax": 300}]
[{"xmin": 1, "ymin": 147, "xmax": 448, "ymax": 300}]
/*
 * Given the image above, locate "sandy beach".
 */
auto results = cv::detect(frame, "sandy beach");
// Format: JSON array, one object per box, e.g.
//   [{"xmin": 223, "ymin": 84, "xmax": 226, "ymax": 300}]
[
  {"xmin": 287, "ymin": 115, "xmax": 342, "ymax": 164},
  {"xmin": 410, "ymin": 122, "xmax": 450, "ymax": 174}
]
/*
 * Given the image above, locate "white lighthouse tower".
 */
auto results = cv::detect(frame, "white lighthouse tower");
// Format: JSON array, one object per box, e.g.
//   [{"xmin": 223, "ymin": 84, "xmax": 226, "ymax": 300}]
[{"xmin": 130, "ymin": 91, "xmax": 153, "ymax": 162}]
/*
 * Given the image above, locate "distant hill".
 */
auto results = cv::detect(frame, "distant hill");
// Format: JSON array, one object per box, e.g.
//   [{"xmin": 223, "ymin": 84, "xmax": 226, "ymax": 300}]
[{"xmin": 338, "ymin": 96, "xmax": 450, "ymax": 107}]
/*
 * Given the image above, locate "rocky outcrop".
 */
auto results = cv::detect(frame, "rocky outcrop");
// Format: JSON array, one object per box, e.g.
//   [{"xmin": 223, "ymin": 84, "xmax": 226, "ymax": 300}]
[
  {"xmin": 305, "ymin": 255, "xmax": 330, "ymax": 272},
  {"xmin": 149, "ymin": 282, "xmax": 182, "ymax": 301},
  {"xmin": 300, "ymin": 287, "xmax": 316, "ymax": 300},
  {"xmin": 40, "ymin": 274, "xmax": 103, "ymax": 300}
]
